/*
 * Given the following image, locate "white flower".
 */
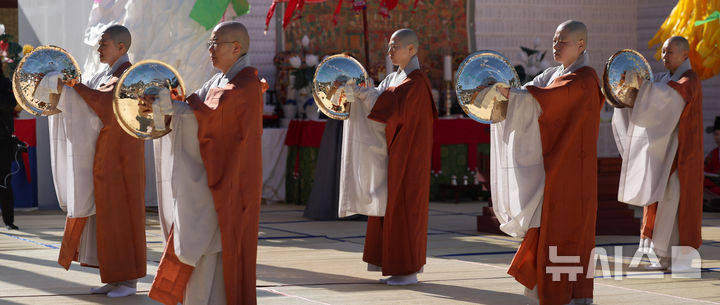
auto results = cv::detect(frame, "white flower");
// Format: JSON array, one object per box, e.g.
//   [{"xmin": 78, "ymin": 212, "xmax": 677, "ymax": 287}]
[
  {"xmin": 518, "ymin": 51, "xmax": 528, "ymax": 63},
  {"xmin": 526, "ymin": 65, "xmax": 540, "ymax": 77},
  {"xmin": 0, "ymin": 24, "xmax": 4, "ymax": 36},
  {"xmin": 301, "ymin": 35, "xmax": 310, "ymax": 48},
  {"xmin": 289, "ymin": 55, "xmax": 302, "ymax": 69},
  {"xmin": 305, "ymin": 54, "xmax": 319, "ymax": 66},
  {"xmin": 533, "ymin": 37, "xmax": 542, "ymax": 49}
]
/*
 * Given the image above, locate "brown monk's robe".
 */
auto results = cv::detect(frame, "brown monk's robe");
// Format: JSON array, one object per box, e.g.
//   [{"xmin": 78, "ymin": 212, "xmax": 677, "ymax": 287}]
[
  {"xmin": 57, "ymin": 61, "xmax": 147, "ymax": 283},
  {"xmin": 507, "ymin": 66, "xmax": 603, "ymax": 305},
  {"xmin": 640, "ymin": 69, "xmax": 703, "ymax": 249},
  {"xmin": 149, "ymin": 67, "xmax": 263, "ymax": 305},
  {"xmin": 363, "ymin": 69, "xmax": 437, "ymax": 276}
]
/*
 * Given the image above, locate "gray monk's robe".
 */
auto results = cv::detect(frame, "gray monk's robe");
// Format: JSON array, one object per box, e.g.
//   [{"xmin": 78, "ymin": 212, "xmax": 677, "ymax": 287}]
[{"xmin": 304, "ymin": 119, "xmax": 343, "ymax": 220}]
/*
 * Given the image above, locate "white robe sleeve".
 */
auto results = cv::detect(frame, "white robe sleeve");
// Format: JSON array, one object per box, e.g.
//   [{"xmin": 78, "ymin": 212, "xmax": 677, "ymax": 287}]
[
  {"xmin": 170, "ymin": 102, "xmax": 222, "ymax": 267},
  {"xmin": 611, "ymin": 108, "xmax": 631, "ymax": 157},
  {"xmin": 49, "ymin": 85, "xmax": 102, "ymax": 218},
  {"xmin": 613, "ymin": 80, "xmax": 686, "ymax": 206},
  {"xmin": 490, "ymin": 89, "xmax": 544, "ymax": 237},
  {"xmin": 153, "ymin": 118, "xmax": 175, "ymax": 242},
  {"xmin": 338, "ymin": 78, "xmax": 388, "ymax": 218}
]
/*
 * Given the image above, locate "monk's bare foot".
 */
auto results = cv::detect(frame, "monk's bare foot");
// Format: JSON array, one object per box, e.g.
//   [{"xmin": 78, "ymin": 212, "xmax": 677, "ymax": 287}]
[
  {"xmin": 90, "ymin": 284, "xmax": 115, "ymax": 294},
  {"xmin": 106, "ymin": 285, "xmax": 136, "ymax": 297},
  {"xmin": 385, "ymin": 273, "xmax": 418, "ymax": 286}
]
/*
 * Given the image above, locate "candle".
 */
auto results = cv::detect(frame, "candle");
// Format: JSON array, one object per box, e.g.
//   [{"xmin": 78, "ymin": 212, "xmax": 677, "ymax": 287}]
[
  {"xmin": 443, "ymin": 55, "xmax": 452, "ymax": 81},
  {"xmin": 385, "ymin": 55, "xmax": 394, "ymax": 76}
]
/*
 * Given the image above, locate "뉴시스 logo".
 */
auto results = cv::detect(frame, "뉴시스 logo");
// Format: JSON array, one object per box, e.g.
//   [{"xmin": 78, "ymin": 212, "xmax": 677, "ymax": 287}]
[{"xmin": 545, "ymin": 245, "xmax": 701, "ymax": 280}]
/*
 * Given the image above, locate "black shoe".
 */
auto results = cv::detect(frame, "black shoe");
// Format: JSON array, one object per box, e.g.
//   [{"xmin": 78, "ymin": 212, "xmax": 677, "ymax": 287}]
[{"xmin": 6, "ymin": 224, "xmax": 18, "ymax": 230}]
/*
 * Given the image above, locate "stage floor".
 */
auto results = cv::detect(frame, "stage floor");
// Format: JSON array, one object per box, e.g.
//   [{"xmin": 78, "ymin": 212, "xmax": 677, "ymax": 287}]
[{"xmin": 1, "ymin": 202, "xmax": 719, "ymax": 304}]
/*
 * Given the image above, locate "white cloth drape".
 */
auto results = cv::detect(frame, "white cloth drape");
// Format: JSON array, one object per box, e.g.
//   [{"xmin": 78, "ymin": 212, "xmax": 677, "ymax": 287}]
[
  {"xmin": 612, "ymin": 60, "xmax": 690, "ymax": 207},
  {"xmin": 490, "ymin": 52, "xmax": 590, "ymax": 238},
  {"xmin": 48, "ymin": 54, "xmax": 129, "ymax": 218},
  {"xmin": 337, "ymin": 56, "xmax": 419, "ymax": 217}
]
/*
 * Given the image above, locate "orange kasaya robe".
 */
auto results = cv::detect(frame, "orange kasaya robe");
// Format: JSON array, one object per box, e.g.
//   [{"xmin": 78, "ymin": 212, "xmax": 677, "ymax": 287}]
[
  {"xmin": 57, "ymin": 61, "xmax": 147, "ymax": 283},
  {"xmin": 149, "ymin": 67, "xmax": 263, "ymax": 305},
  {"xmin": 507, "ymin": 66, "xmax": 604, "ymax": 305},
  {"xmin": 362, "ymin": 69, "xmax": 437, "ymax": 276},
  {"xmin": 639, "ymin": 69, "xmax": 703, "ymax": 250}
]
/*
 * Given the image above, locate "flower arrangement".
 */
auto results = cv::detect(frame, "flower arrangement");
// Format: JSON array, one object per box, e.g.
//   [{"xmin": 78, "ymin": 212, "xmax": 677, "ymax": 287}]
[
  {"xmin": 514, "ymin": 38, "xmax": 551, "ymax": 84},
  {"xmin": 0, "ymin": 24, "xmax": 33, "ymax": 78}
]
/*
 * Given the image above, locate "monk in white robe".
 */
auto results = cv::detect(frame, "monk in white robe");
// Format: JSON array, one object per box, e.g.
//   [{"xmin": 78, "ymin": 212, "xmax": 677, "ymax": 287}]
[
  {"xmin": 38, "ymin": 25, "xmax": 145, "ymax": 298},
  {"xmin": 338, "ymin": 28, "xmax": 437, "ymax": 286},
  {"xmin": 150, "ymin": 21, "xmax": 263, "ymax": 305},
  {"xmin": 489, "ymin": 21, "xmax": 604, "ymax": 305},
  {"xmin": 612, "ymin": 36, "xmax": 703, "ymax": 270}
]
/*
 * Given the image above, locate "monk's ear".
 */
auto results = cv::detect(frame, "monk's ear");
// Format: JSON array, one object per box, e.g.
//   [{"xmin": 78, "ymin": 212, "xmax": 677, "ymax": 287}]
[
  {"xmin": 577, "ymin": 39, "xmax": 586, "ymax": 52},
  {"xmin": 233, "ymin": 41, "xmax": 243, "ymax": 57},
  {"xmin": 408, "ymin": 43, "xmax": 417, "ymax": 56}
]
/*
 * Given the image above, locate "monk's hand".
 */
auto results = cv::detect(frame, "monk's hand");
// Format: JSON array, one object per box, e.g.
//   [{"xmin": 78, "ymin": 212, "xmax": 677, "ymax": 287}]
[
  {"xmin": 260, "ymin": 78, "xmax": 269, "ymax": 93},
  {"xmin": 498, "ymin": 86, "xmax": 510, "ymax": 99},
  {"xmin": 64, "ymin": 76, "xmax": 79, "ymax": 88},
  {"xmin": 635, "ymin": 73, "xmax": 644, "ymax": 89},
  {"xmin": 169, "ymin": 88, "xmax": 185, "ymax": 102}
]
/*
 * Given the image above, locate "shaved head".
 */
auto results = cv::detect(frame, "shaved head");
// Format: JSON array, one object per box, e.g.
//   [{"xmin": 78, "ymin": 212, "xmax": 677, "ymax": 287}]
[
  {"xmin": 213, "ymin": 20, "xmax": 250, "ymax": 55},
  {"xmin": 103, "ymin": 25, "xmax": 131, "ymax": 51},
  {"xmin": 662, "ymin": 36, "xmax": 689, "ymax": 73},
  {"xmin": 391, "ymin": 28, "xmax": 419, "ymax": 51},
  {"xmin": 98, "ymin": 25, "xmax": 130, "ymax": 64},
  {"xmin": 387, "ymin": 28, "xmax": 419, "ymax": 69},
  {"xmin": 557, "ymin": 20, "xmax": 587, "ymax": 45},
  {"xmin": 666, "ymin": 36, "xmax": 690, "ymax": 53},
  {"xmin": 553, "ymin": 20, "xmax": 587, "ymax": 68}
]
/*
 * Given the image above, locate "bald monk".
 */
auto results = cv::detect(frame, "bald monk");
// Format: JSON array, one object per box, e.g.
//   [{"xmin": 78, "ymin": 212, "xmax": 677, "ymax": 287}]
[
  {"xmin": 488, "ymin": 20, "xmax": 603, "ymax": 304},
  {"xmin": 149, "ymin": 20, "xmax": 263, "ymax": 305},
  {"xmin": 37, "ymin": 25, "xmax": 145, "ymax": 297},
  {"xmin": 337, "ymin": 28, "xmax": 437, "ymax": 286},
  {"xmin": 612, "ymin": 36, "xmax": 703, "ymax": 270}
]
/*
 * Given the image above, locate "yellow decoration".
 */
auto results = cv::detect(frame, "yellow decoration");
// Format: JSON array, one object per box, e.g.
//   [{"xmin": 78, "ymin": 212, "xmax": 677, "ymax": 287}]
[
  {"xmin": 22, "ymin": 44, "xmax": 33, "ymax": 56},
  {"xmin": 649, "ymin": 0, "xmax": 720, "ymax": 80}
]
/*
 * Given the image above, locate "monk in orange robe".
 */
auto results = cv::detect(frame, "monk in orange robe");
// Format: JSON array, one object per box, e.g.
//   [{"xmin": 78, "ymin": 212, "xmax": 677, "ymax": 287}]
[
  {"xmin": 149, "ymin": 21, "xmax": 263, "ymax": 305},
  {"xmin": 338, "ymin": 28, "xmax": 436, "ymax": 286},
  {"xmin": 490, "ymin": 21, "xmax": 603, "ymax": 305},
  {"xmin": 612, "ymin": 36, "xmax": 703, "ymax": 270},
  {"xmin": 47, "ymin": 25, "xmax": 145, "ymax": 297}
]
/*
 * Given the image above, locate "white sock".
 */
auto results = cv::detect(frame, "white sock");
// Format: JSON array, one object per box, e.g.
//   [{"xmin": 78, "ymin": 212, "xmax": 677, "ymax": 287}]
[
  {"xmin": 385, "ymin": 273, "xmax": 418, "ymax": 286},
  {"xmin": 644, "ymin": 256, "xmax": 670, "ymax": 270},
  {"xmin": 106, "ymin": 285, "xmax": 136, "ymax": 298},
  {"xmin": 90, "ymin": 284, "xmax": 115, "ymax": 294}
]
